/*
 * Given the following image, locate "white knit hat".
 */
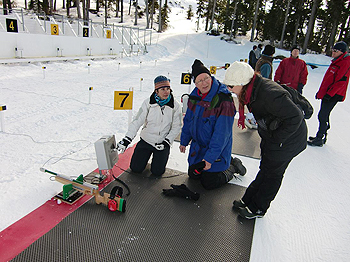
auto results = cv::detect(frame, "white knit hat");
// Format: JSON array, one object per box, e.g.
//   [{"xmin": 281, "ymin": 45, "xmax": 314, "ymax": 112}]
[{"xmin": 223, "ymin": 61, "xmax": 254, "ymax": 86}]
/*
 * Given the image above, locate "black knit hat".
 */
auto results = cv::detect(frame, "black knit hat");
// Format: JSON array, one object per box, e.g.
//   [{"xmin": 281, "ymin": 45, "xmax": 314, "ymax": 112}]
[
  {"xmin": 191, "ymin": 59, "xmax": 211, "ymax": 82},
  {"xmin": 262, "ymin": 45, "xmax": 275, "ymax": 56},
  {"xmin": 291, "ymin": 45, "xmax": 300, "ymax": 52},
  {"xmin": 333, "ymin": 41, "xmax": 348, "ymax": 53}
]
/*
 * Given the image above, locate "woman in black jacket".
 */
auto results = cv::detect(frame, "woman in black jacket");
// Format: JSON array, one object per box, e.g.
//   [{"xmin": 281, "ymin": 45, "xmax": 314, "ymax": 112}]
[{"xmin": 223, "ymin": 61, "xmax": 308, "ymax": 219}]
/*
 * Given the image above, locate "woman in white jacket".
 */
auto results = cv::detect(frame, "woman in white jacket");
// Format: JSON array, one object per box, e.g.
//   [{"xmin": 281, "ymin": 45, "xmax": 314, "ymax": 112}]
[{"xmin": 117, "ymin": 75, "xmax": 182, "ymax": 176}]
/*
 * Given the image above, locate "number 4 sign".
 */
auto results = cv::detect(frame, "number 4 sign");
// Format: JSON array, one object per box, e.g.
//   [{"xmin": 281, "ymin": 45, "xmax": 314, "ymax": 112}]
[
  {"xmin": 114, "ymin": 91, "xmax": 133, "ymax": 110},
  {"xmin": 6, "ymin": 19, "xmax": 18, "ymax": 33}
]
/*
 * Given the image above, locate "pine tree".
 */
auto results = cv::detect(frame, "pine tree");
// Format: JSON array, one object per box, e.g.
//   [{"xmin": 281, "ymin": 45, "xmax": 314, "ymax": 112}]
[{"xmin": 187, "ymin": 5, "xmax": 194, "ymax": 20}]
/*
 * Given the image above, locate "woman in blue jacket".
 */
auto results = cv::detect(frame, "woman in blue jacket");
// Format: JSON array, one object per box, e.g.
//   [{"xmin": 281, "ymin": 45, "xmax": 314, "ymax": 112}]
[{"xmin": 180, "ymin": 59, "xmax": 246, "ymax": 189}]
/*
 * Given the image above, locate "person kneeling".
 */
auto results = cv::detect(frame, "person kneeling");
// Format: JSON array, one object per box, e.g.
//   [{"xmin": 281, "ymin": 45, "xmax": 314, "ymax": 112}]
[
  {"xmin": 180, "ymin": 59, "xmax": 246, "ymax": 189},
  {"xmin": 117, "ymin": 75, "xmax": 182, "ymax": 176}
]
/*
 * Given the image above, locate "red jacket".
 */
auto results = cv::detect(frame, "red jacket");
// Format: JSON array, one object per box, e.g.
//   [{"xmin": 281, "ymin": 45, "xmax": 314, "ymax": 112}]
[
  {"xmin": 316, "ymin": 52, "xmax": 350, "ymax": 101},
  {"xmin": 274, "ymin": 57, "xmax": 308, "ymax": 90}
]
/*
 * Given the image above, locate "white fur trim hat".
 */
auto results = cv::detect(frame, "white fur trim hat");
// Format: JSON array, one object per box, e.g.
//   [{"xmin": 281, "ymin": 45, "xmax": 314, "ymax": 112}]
[{"xmin": 223, "ymin": 61, "xmax": 254, "ymax": 86}]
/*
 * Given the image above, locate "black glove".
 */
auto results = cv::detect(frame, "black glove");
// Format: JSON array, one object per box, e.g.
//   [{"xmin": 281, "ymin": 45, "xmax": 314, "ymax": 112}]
[
  {"xmin": 189, "ymin": 161, "xmax": 206, "ymax": 176},
  {"xmin": 297, "ymin": 83, "xmax": 304, "ymax": 93},
  {"xmin": 155, "ymin": 138, "xmax": 170, "ymax": 151},
  {"xmin": 269, "ymin": 118, "xmax": 282, "ymax": 131},
  {"xmin": 162, "ymin": 184, "xmax": 200, "ymax": 201},
  {"xmin": 256, "ymin": 118, "xmax": 268, "ymax": 130},
  {"xmin": 116, "ymin": 136, "xmax": 132, "ymax": 153}
]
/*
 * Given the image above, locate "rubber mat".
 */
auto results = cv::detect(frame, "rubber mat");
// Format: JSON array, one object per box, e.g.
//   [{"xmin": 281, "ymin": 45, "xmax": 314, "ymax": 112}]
[
  {"xmin": 12, "ymin": 167, "xmax": 255, "ymax": 262},
  {"xmin": 232, "ymin": 119, "xmax": 261, "ymax": 159}
]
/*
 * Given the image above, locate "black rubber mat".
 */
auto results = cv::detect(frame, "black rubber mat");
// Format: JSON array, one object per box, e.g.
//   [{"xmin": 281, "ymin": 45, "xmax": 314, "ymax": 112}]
[
  {"xmin": 232, "ymin": 119, "xmax": 261, "ymax": 159},
  {"xmin": 12, "ymin": 167, "xmax": 255, "ymax": 262}
]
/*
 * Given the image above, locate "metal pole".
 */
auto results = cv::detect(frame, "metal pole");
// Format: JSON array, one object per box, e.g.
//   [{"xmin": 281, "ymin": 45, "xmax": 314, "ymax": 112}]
[
  {"xmin": 21, "ymin": 8, "xmax": 25, "ymax": 31},
  {"xmin": 44, "ymin": 13, "xmax": 47, "ymax": 32},
  {"xmin": 122, "ymin": 26, "xmax": 124, "ymax": 45},
  {"xmin": 130, "ymin": 27, "xmax": 132, "ymax": 45},
  {"xmin": 128, "ymin": 87, "xmax": 133, "ymax": 127}
]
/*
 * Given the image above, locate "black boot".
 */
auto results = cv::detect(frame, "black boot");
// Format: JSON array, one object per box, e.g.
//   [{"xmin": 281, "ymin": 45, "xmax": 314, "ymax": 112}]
[
  {"xmin": 238, "ymin": 206, "xmax": 264, "ymax": 219},
  {"xmin": 233, "ymin": 199, "xmax": 246, "ymax": 209},
  {"xmin": 309, "ymin": 134, "xmax": 327, "ymax": 144},
  {"xmin": 307, "ymin": 137, "xmax": 323, "ymax": 147},
  {"xmin": 231, "ymin": 157, "xmax": 247, "ymax": 176}
]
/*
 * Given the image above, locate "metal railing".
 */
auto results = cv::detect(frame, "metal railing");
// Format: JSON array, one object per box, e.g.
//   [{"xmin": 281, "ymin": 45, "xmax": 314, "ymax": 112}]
[{"xmin": 0, "ymin": 8, "xmax": 153, "ymax": 54}]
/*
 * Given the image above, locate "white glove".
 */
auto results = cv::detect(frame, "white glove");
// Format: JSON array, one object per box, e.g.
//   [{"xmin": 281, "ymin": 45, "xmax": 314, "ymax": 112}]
[
  {"xmin": 116, "ymin": 136, "xmax": 132, "ymax": 153},
  {"xmin": 154, "ymin": 139, "xmax": 170, "ymax": 151}
]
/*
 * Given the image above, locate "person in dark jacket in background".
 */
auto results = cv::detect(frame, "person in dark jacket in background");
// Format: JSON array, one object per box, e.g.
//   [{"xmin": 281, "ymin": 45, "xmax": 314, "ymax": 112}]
[
  {"xmin": 274, "ymin": 46, "xmax": 308, "ymax": 94},
  {"xmin": 224, "ymin": 61, "xmax": 307, "ymax": 219},
  {"xmin": 255, "ymin": 44, "xmax": 263, "ymax": 60},
  {"xmin": 249, "ymin": 45, "xmax": 258, "ymax": 69},
  {"xmin": 248, "ymin": 44, "xmax": 276, "ymax": 129},
  {"xmin": 308, "ymin": 41, "xmax": 350, "ymax": 146},
  {"xmin": 255, "ymin": 44, "xmax": 275, "ymax": 79},
  {"xmin": 179, "ymin": 59, "xmax": 246, "ymax": 190}
]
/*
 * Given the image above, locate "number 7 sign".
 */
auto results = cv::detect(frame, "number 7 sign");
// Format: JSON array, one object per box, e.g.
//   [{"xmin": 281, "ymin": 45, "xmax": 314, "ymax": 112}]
[{"xmin": 114, "ymin": 91, "xmax": 133, "ymax": 110}]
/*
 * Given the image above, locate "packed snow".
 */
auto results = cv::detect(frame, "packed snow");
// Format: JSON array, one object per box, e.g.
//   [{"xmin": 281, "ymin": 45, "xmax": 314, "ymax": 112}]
[{"xmin": 1, "ymin": 3, "xmax": 350, "ymax": 262}]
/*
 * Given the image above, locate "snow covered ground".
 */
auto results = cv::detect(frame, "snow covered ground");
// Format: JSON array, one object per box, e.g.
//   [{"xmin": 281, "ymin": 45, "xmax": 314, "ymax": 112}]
[{"xmin": 1, "ymin": 3, "xmax": 350, "ymax": 262}]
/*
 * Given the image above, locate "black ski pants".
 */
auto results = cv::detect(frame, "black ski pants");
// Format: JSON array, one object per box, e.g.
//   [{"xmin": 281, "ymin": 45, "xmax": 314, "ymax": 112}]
[
  {"xmin": 188, "ymin": 165, "xmax": 228, "ymax": 190},
  {"xmin": 242, "ymin": 155, "xmax": 293, "ymax": 214},
  {"xmin": 130, "ymin": 139, "xmax": 170, "ymax": 176},
  {"xmin": 316, "ymin": 99, "xmax": 338, "ymax": 139}
]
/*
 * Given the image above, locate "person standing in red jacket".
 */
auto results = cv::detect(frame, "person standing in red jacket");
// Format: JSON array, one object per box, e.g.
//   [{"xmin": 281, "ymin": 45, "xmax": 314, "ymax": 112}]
[
  {"xmin": 274, "ymin": 46, "xmax": 308, "ymax": 94},
  {"xmin": 308, "ymin": 41, "xmax": 350, "ymax": 147}
]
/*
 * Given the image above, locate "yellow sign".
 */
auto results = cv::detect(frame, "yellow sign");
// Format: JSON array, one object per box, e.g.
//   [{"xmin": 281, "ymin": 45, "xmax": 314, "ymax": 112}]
[
  {"xmin": 114, "ymin": 91, "xmax": 133, "ymax": 110},
  {"xmin": 6, "ymin": 18, "xmax": 18, "ymax": 33},
  {"xmin": 83, "ymin": 27, "xmax": 89, "ymax": 37},
  {"xmin": 106, "ymin": 29, "xmax": 111, "ymax": 39},
  {"xmin": 181, "ymin": 73, "xmax": 192, "ymax": 85},
  {"xmin": 210, "ymin": 66, "xmax": 217, "ymax": 75},
  {"xmin": 51, "ymin": 24, "xmax": 59, "ymax": 35}
]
